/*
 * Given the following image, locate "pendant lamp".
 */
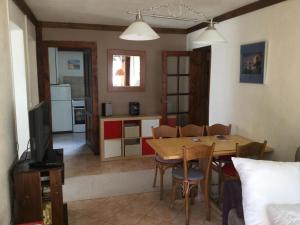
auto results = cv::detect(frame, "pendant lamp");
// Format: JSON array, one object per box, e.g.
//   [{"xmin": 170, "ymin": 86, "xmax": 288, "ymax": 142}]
[
  {"xmin": 120, "ymin": 10, "xmax": 160, "ymax": 41},
  {"xmin": 194, "ymin": 19, "xmax": 227, "ymax": 45}
]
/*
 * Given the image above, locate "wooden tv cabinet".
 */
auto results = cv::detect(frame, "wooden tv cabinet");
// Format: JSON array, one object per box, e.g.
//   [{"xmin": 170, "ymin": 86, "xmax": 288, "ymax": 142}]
[{"xmin": 11, "ymin": 149, "xmax": 66, "ymax": 225}]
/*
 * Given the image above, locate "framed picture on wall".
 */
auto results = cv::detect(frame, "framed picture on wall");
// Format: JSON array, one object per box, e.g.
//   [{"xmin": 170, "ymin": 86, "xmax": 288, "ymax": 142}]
[
  {"xmin": 68, "ymin": 59, "xmax": 81, "ymax": 70},
  {"xmin": 240, "ymin": 41, "xmax": 267, "ymax": 84}
]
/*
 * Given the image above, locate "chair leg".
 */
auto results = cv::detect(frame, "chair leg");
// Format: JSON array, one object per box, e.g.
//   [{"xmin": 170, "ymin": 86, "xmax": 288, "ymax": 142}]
[
  {"xmin": 153, "ymin": 163, "xmax": 158, "ymax": 188},
  {"xmin": 218, "ymin": 163, "xmax": 222, "ymax": 203},
  {"xmin": 159, "ymin": 166, "xmax": 165, "ymax": 200},
  {"xmin": 170, "ymin": 179, "xmax": 176, "ymax": 208},
  {"xmin": 185, "ymin": 188, "xmax": 190, "ymax": 225},
  {"xmin": 204, "ymin": 180, "xmax": 211, "ymax": 221}
]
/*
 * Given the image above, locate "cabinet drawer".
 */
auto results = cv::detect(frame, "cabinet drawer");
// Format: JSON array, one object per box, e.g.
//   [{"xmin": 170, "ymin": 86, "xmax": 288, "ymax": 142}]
[
  {"xmin": 124, "ymin": 126, "xmax": 140, "ymax": 138},
  {"xmin": 104, "ymin": 121, "xmax": 122, "ymax": 139},
  {"xmin": 141, "ymin": 119, "xmax": 160, "ymax": 137},
  {"xmin": 125, "ymin": 144, "xmax": 141, "ymax": 156},
  {"xmin": 141, "ymin": 137, "xmax": 155, "ymax": 155},
  {"xmin": 104, "ymin": 139, "xmax": 122, "ymax": 158}
]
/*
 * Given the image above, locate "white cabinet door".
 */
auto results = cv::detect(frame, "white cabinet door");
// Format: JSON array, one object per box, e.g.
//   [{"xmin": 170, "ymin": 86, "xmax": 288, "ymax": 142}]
[
  {"xmin": 104, "ymin": 139, "xmax": 122, "ymax": 158},
  {"xmin": 141, "ymin": 119, "xmax": 160, "ymax": 137},
  {"xmin": 51, "ymin": 100, "xmax": 73, "ymax": 132}
]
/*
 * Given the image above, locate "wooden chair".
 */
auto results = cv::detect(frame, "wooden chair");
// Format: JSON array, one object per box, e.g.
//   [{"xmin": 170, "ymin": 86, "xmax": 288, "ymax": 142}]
[
  {"xmin": 206, "ymin": 123, "xmax": 232, "ymax": 201},
  {"xmin": 179, "ymin": 124, "xmax": 204, "ymax": 137},
  {"xmin": 220, "ymin": 141, "xmax": 267, "ymax": 198},
  {"xmin": 206, "ymin": 123, "xmax": 231, "ymax": 136},
  {"xmin": 171, "ymin": 144, "xmax": 215, "ymax": 225},
  {"xmin": 152, "ymin": 125, "xmax": 181, "ymax": 200}
]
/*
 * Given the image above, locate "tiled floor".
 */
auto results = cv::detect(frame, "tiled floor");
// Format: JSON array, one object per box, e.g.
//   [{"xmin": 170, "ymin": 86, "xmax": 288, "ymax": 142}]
[
  {"xmin": 68, "ymin": 192, "xmax": 221, "ymax": 225},
  {"xmin": 53, "ymin": 133, "xmax": 222, "ymax": 225},
  {"xmin": 53, "ymin": 133, "xmax": 154, "ymax": 178}
]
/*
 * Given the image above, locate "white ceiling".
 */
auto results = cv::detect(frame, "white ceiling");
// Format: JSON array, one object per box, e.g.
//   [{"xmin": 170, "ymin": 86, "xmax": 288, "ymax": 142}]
[{"xmin": 25, "ymin": 0, "xmax": 258, "ymax": 29}]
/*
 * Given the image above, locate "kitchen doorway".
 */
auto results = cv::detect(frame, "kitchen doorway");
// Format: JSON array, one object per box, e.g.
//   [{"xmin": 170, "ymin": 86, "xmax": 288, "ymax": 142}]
[{"xmin": 38, "ymin": 41, "xmax": 99, "ymax": 155}]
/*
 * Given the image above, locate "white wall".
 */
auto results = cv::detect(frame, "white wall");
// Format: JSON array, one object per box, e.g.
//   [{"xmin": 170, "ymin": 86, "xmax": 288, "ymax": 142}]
[
  {"xmin": 187, "ymin": 0, "xmax": 300, "ymax": 161},
  {"xmin": 0, "ymin": 0, "xmax": 17, "ymax": 224},
  {"xmin": 9, "ymin": 22, "xmax": 30, "ymax": 158},
  {"xmin": 9, "ymin": 0, "xmax": 39, "ymax": 108}
]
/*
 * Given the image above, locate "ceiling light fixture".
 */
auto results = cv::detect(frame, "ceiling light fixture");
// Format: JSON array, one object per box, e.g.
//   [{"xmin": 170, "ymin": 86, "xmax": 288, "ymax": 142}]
[
  {"xmin": 194, "ymin": 19, "xmax": 227, "ymax": 45},
  {"xmin": 120, "ymin": 4, "xmax": 227, "ymax": 44},
  {"xmin": 119, "ymin": 10, "xmax": 160, "ymax": 41}
]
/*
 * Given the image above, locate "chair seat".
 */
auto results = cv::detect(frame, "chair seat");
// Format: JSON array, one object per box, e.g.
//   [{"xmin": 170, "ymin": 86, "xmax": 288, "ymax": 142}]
[
  {"xmin": 172, "ymin": 167, "xmax": 204, "ymax": 181},
  {"xmin": 155, "ymin": 155, "xmax": 181, "ymax": 164},
  {"xmin": 222, "ymin": 164, "xmax": 237, "ymax": 177}
]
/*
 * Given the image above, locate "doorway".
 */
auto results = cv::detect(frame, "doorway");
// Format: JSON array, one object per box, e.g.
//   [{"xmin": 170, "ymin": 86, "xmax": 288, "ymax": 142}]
[{"xmin": 38, "ymin": 41, "xmax": 99, "ymax": 155}]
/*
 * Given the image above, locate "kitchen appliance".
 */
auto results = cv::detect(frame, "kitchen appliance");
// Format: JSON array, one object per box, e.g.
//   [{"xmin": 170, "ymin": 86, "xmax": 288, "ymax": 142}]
[
  {"xmin": 102, "ymin": 102, "xmax": 112, "ymax": 117},
  {"xmin": 72, "ymin": 98, "xmax": 85, "ymax": 133},
  {"xmin": 50, "ymin": 84, "xmax": 73, "ymax": 132},
  {"xmin": 129, "ymin": 102, "xmax": 140, "ymax": 116}
]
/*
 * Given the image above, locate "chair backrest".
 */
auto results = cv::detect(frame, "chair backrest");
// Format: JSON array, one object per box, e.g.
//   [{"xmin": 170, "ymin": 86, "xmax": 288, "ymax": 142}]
[
  {"xmin": 179, "ymin": 124, "xmax": 204, "ymax": 137},
  {"xmin": 152, "ymin": 125, "xmax": 177, "ymax": 139},
  {"xmin": 182, "ymin": 143, "xmax": 215, "ymax": 182},
  {"xmin": 236, "ymin": 141, "xmax": 267, "ymax": 159},
  {"xmin": 206, "ymin": 123, "xmax": 232, "ymax": 136},
  {"xmin": 295, "ymin": 147, "xmax": 300, "ymax": 162}
]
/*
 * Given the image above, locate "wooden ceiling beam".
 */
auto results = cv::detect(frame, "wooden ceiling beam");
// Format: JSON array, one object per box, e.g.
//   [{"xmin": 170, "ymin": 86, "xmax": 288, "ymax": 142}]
[
  {"xmin": 12, "ymin": 0, "xmax": 38, "ymax": 26},
  {"xmin": 40, "ymin": 21, "xmax": 187, "ymax": 34},
  {"xmin": 187, "ymin": 0, "xmax": 288, "ymax": 33}
]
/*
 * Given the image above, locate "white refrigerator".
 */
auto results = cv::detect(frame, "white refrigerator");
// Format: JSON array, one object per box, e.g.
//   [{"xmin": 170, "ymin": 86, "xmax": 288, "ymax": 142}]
[{"xmin": 51, "ymin": 84, "xmax": 73, "ymax": 132}]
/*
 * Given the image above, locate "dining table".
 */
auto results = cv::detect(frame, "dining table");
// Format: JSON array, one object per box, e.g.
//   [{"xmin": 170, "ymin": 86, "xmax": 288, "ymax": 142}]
[{"xmin": 146, "ymin": 135, "xmax": 272, "ymax": 160}]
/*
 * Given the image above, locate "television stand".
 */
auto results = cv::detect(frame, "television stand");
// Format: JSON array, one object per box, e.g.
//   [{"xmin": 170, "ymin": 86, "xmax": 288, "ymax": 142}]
[{"xmin": 12, "ymin": 148, "xmax": 67, "ymax": 225}]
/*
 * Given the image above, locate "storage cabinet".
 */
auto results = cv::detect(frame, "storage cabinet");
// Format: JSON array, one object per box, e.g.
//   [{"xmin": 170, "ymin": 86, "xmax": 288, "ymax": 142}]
[
  {"xmin": 100, "ymin": 115, "xmax": 161, "ymax": 161},
  {"xmin": 12, "ymin": 150, "xmax": 65, "ymax": 225}
]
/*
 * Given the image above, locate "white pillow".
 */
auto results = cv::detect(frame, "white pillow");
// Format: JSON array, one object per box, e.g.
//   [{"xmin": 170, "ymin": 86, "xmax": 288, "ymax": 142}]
[
  {"xmin": 267, "ymin": 204, "xmax": 300, "ymax": 225},
  {"xmin": 232, "ymin": 157, "xmax": 300, "ymax": 225}
]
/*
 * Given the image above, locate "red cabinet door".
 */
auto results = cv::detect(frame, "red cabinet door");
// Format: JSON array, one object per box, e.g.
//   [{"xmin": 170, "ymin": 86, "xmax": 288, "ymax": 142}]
[
  {"xmin": 142, "ymin": 137, "xmax": 155, "ymax": 155},
  {"xmin": 104, "ymin": 121, "xmax": 122, "ymax": 139}
]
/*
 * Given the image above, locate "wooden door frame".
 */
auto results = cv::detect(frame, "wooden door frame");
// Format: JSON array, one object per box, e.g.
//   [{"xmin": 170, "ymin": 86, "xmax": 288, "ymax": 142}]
[{"xmin": 37, "ymin": 41, "xmax": 99, "ymax": 154}]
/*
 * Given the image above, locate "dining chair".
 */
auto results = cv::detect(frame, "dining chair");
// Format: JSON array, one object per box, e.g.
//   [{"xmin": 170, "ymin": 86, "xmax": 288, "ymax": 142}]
[
  {"xmin": 179, "ymin": 124, "xmax": 204, "ymax": 137},
  {"xmin": 152, "ymin": 125, "xmax": 181, "ymax": 200},
  {"xmin": 171, "ymin": 143, "xmax": 215, "ymax": 225},
  {"xmin": 206, "ymin": 123, "xmax": 232, "ymax": 202},
  {"xmin": 206, "ymin": 123, "xmax": 232, "ymax": 136},
  {"xmin": 220, "ymin": 141, "xmax": 267, "ymax": 199}
]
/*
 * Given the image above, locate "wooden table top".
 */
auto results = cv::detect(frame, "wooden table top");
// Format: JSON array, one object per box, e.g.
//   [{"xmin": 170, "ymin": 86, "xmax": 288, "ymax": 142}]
[{"xmin": 146, "ymin": 135, "xmax": 271, "ymax": 160}]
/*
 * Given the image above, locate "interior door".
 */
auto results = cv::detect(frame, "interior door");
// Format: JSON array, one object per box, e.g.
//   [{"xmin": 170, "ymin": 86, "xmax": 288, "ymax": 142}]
[
  {"xmin": 162, "ymin": 51, "xmax": 191, "ymax": 126},
  {"xmin": 83, "ymin": 49, "xmax": 99, "ymax": 154},
  {"xmin": 161, "ymin": 48, "xmax": 211, "ymax": 126},
  {"xmin": 189, "ymin": 46, "xmax": 211, "ymax": 126}
]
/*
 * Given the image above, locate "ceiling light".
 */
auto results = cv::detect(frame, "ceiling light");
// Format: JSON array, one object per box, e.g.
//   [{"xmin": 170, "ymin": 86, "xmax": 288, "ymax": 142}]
[
  {"xmin": 194, "ymin": 19, "xmax": 227, "ymax": 45},
  {"xmin": 120, "ymin": 10, "xmax": 160, "ymax": 41}
]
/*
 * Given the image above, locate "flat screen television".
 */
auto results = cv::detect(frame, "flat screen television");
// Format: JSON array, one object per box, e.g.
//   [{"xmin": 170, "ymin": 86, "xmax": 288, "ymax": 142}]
[{"xmin": 29, "ymin": 101, "xmax": 50, "ymax": 162}]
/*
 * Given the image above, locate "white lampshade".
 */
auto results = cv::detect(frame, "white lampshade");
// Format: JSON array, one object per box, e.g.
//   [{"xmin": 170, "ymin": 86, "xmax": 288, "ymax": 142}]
[
  {"xmin": 120, "ymin": 10, "xmax": 160, "ymax": 41},
  {"xmin": 194, "ymin": 20, "xmax": 226, "ymax": 45}
]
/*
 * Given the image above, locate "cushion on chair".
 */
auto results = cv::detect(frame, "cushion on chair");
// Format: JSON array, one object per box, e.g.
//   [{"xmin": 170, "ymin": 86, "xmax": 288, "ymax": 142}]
[
  {"xmin": 172, "ymin": 167, "xmax": 204, "ymax": 181},
  {"xmin": 222, "ymin": 164, "xmax": 238, "ymax": 177},
  {"xmin": 155, "ymin": 155, "xmax": 181, "ymax": 164}
]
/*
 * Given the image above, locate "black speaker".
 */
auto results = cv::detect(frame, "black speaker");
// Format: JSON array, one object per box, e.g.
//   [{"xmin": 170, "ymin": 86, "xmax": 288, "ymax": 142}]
[{"xmin": 129, "ymin": 102, "xmax": 139, "ymax": 116}]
